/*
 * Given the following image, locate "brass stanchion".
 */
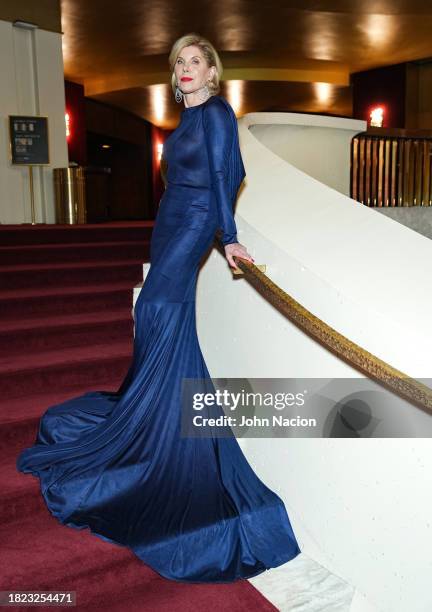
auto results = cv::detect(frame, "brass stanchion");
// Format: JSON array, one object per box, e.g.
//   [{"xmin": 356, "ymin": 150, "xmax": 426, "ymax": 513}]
[{"xmin": 28, "ymin": 166, "xmax": 36, "ymax": 225}]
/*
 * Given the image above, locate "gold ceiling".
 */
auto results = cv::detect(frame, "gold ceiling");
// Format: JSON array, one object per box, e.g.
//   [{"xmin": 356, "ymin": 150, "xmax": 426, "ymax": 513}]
[{"xmin": 59, "ymin": 0, "xmax": 432, "ymax": 128}]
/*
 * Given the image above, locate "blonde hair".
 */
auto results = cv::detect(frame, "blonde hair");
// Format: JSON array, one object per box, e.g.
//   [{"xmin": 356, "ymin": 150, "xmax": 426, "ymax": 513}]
[{"xmin": 168, "ymin": 33, "xmax": 223, "ymax": 96}]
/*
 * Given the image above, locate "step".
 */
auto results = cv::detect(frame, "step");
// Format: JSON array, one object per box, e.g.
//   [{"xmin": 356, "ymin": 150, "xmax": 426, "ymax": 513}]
[
  {"xmin": 0, "ymin": 509, "xmax": 273, "ymax": 611},
  {"xmin": 0, "ymin": 341, "xmax": 133, "ymax": 399},
  {"xmin": 82, "ymin": 562, "xmax": 276, "ymax": 612},
  {"xmin": 0, "ymin": 222, "xmax": 154, "ymax": 246},
  {"xmin": 0, "ymin": 281, "xmax": 138, "ymax": 319},
  {"xmin": 0, "ymin": 259, "xmax": 144, "ymax": 290},
  {"xmin": 0, "ymin": 386, "xmax": 124, "ymax": 454},
  {"xmin": 0, "ymin": 508, "xmax": 158, "ymax": 595},
  {"xmin": 0, "ymin": 309, "xmax": 134, "ymax": 356},
  {"xmin": 1, "ymin": 451, "xmax": 48, "ymax": 524},
  {"xmin": 0, "ymin": 240, "xmax": 151, "ymax": 265}
]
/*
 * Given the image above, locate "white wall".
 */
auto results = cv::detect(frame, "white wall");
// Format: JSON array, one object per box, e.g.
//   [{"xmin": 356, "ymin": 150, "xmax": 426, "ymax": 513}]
[
  {"xmin": 249, "ymin": 113, "xmax": 361, "ymax": 196},
  {"xmin": 0, "ymin": 19, "xmax": 68, "ymax": 224},
  {"xmin": 195, "ymin": 112, "xmax": 432, "ymax": 612}
]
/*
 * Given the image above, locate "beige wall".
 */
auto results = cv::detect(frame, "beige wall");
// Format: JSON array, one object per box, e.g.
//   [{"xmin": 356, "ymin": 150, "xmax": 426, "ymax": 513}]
[{"xmin": 0, "ymin": 18, "xmax": 68, "ymax": 223}]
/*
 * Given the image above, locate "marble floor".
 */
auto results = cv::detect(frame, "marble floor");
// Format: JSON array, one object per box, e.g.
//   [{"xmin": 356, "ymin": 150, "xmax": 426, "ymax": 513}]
[{"xmin": 249, "ymin": 552, "xmax": 355, "ymax": 611}]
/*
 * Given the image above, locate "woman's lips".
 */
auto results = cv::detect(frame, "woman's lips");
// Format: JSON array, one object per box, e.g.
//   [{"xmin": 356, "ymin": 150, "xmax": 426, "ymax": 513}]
[{"xmin": 181, "ymin": 77, "xmax": 193, "ymax": 82}]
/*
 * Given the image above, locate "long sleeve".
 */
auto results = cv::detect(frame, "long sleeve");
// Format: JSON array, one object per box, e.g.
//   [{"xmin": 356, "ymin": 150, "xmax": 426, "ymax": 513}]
[{"xmin": 203, "ymin": 101, "xmax": 239, "ymax": 246}]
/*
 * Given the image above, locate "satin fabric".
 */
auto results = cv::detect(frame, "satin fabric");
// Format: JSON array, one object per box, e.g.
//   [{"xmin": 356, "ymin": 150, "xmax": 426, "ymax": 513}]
[{"xmin": 16, "ymin": 95, "xmax": 301, "ymax": 583}]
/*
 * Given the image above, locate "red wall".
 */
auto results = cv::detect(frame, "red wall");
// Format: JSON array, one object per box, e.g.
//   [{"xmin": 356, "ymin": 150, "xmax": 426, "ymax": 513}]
[
  {"xmin": 151, "ymin": 124, "xmax": 171, "ymax": 212},
  {"xmin": 64, "ymin": 80, "xmax": 87, "ymax": 165}
]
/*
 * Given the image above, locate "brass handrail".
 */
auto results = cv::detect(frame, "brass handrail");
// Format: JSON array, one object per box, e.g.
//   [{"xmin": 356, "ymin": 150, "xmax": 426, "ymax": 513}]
[{"xmin": 233, "ymin": 255, "xmax": 432, "ymax": 415}]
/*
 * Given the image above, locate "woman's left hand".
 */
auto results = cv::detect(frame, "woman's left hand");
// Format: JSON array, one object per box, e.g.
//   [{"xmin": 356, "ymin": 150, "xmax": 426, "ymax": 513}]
[{"xmin": 224, "ymin": 242, "xmax": 255, "ymax": 271}]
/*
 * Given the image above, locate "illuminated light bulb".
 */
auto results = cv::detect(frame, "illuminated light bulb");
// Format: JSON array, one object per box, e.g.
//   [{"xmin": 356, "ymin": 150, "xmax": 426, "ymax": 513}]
[
  {"xmin": 370, "ymin": 106, "xmax": 384, "ymax": 127},
  {"xmin": 65, "ymin": 112, "xmax": 71, "ymax": 140},
  {"xmin": 156, "ymin": 142, "xmax": 163, "ymax": 161}
]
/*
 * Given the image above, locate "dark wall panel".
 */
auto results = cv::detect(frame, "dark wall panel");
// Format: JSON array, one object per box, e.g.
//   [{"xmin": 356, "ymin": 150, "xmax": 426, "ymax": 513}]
[{"xmin": 351, "ymin": 63, "xmax": 406, "ymax": 128}]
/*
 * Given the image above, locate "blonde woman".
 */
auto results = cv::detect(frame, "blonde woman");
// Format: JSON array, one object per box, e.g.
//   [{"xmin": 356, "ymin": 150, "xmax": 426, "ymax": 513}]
[{"xmin": 17, "ymin": 33, "xmax": 301, "ymax": 583}]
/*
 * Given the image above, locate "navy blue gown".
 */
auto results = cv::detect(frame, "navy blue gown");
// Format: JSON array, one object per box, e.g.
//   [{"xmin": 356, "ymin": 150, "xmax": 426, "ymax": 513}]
[{"xmin": 16, "ymin": 94, "xmax": 301, "ymax": 583}]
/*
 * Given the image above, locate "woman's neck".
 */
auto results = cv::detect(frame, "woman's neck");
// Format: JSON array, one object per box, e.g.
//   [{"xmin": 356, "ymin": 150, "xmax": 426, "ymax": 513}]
[{"xmin": 183, "ymin": 86, "xmax": 210, "ymax": 109}]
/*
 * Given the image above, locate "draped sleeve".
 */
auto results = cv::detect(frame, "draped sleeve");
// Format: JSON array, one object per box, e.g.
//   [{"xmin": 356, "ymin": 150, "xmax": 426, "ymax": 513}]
[{"xmin": 203, "ymin": 98, "xmax": 246, "ymax": 246}]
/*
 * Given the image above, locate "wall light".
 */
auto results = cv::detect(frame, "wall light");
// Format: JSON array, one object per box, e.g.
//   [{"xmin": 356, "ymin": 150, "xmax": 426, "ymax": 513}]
[
  {"xmin": 156, "ymin": 142, "xmax": 163, "ymax": 162},
  {"xmin": 65, "ymin": 112, "xmax": 71, "ymax": 140},
  {"xmin": 370, "ymin": 106, "xmax": 384, "ymax": 127}
]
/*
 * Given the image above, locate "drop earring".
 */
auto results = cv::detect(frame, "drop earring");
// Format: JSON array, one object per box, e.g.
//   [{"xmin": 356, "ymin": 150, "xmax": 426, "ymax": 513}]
[{"xmin": 175, "ymin": 85, "xmax": 183, "ymax": 103}]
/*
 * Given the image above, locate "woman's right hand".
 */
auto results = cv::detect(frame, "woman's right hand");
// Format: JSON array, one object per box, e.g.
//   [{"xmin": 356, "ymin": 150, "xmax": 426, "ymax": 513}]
[{"xmin": 224, "ymin": 242, "xmax": 255, "ymax": 271}]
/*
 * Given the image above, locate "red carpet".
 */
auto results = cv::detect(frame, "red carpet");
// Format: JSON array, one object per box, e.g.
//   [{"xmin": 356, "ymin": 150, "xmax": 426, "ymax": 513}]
[{"xmin": 0, "ymin": 223, "xmax": 277, "ymax": 611}]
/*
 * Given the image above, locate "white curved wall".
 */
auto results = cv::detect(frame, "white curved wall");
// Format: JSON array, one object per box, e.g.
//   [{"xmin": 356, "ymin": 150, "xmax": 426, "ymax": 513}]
[
  {"xmin": 249, "ymin": 113, "xmax": 360, "ymax": 195},
  {"xmin": 196, "ymin": 112, "xmax": 432, "ymax": 612}
]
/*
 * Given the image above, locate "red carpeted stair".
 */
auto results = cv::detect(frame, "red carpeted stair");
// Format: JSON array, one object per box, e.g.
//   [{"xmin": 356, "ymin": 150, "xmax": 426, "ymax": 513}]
[{"xmin": 0, "ymin": 222, "xmax": 277, "ymax": 612}]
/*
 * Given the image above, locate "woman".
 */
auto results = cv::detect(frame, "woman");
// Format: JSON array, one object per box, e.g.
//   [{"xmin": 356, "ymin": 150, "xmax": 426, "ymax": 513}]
[{"xmin": 16, "ymin": 33, "xmax": 301, "ymax": 583}]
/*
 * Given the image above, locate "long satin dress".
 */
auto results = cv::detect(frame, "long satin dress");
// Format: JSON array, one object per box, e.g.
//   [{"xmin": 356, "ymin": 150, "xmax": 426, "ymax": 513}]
[{"xmin": 16, "ymin": 94, "xmax": 301, "ymax": 583}]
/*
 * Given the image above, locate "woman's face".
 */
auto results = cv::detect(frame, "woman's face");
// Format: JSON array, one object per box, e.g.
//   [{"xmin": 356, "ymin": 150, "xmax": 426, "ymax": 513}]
[{"xmin": 174, "ymin": 45, "xmax": 215, "ymax": 94}]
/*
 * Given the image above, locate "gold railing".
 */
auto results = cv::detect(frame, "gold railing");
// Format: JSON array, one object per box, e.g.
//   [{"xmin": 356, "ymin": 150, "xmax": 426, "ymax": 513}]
[
  {"xmin": 233, "ymin": 255, "xmax": 432, "ymax": 415},
  {"xmin": 351, "ymin": 128, "xmax": 432, "ymax": 207}
]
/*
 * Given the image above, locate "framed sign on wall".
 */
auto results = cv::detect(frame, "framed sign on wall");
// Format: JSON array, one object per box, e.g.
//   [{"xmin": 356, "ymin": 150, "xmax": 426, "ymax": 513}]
[
  {"xmin": 8, "ymin": 115, "xmax": 50, "ymax": 165},
  {"xmin": 8, "ymin": 115, "xmax": 50, "ymax": 224}
]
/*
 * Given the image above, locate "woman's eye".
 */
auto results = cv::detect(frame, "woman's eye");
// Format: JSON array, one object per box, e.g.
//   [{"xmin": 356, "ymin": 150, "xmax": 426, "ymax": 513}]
[{"xmin": 176, "ymin": 58, "xmax": 199, "ymax": 65}]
